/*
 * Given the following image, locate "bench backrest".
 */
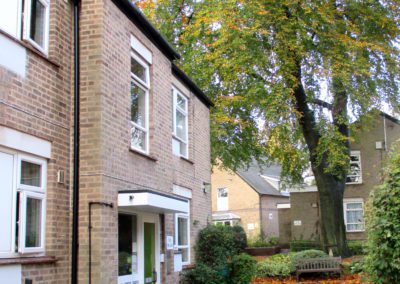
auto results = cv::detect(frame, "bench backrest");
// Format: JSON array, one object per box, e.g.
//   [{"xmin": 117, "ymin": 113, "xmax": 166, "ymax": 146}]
[{"xmin": 296, "ymin": 257, "xmax": 342, "ymax": 270}]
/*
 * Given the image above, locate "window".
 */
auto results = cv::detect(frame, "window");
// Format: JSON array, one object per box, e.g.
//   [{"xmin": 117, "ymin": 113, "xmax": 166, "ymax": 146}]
[
  {"xmin": 0, "ymin": 149, "xmax": 47, "ymax": 257},
  {"xmin": 172, "ymin": 88, "xmax": 188, "ymax": 158},
  {"xmin": 344, "ymin": 200, "xmax": 365, "ymax": 232},
  {"xmin": 346, "ymin": 151, "xmax": 362, "ymax": 184},
  {"xmin": 130, "ymin": 53, "xmax": 149, "ymax": 153},
  {"xmin": 0, "ymin": 0, "xmax": 49, "ymax": 54},
  {"xmin": 217, "ymin": 187, "xmax": 229, "ymax": 211},
  {"xmin": 175, "ymin": 213, "xmax": 190, "ymax": 265}
]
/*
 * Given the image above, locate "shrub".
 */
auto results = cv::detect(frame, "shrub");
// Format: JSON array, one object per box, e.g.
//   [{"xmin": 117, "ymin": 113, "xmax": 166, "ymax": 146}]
[
  {"xmin": 232, "ymin": 225, "xmax": 247, "ymax": 252},
  {"xmin": 195, "ymin": 225, "xmax": 239, "ymax": 267},
  {"xmin": 256, "ymin": 253, "xmax": 295, "ymax": 277},
  {"xmin": 347, "ymin": 240, "xmax": 366, "ymax": 256},
  {"xmin": 180, "ymin": 263, "xmax": 226, "ymax": 284},
  {"xmin": 290, "ymin": 240, "xmax": 322, "ymax": 252},
  {"xmin": 365, "ymin": 142, "xmax": 400, "ymax": 283},
  {"xmin": 248, "ymin": 235, "xmax": 279, "ymax": 247},
  {"xmin": 230, "ymin": 253, "xmax": 257, "ymax": 284},
  {"xmin": 291, "ymin": 249, "xmax": 327, "ymax": 265}
]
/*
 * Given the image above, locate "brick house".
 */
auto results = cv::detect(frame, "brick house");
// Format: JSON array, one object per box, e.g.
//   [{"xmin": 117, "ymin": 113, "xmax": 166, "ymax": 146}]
[
  {"xmin": 0, "ymin": 0, "xmax": 212, "ymax": 283},
  {"xmin": 211, "ymin": 161, "xmax": 289, "ymax": 242},
  {"xmin": 290, "ymin": 112, "xmax": 400, "ymax": 242}
]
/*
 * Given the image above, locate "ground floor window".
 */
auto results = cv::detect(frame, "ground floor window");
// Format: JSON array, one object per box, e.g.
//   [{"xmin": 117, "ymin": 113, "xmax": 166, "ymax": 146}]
[
  {"xmin": 175, "ymin": 213, "xmax": 190, "ymax": 265},
  {"xmin": 0, "ymin": 148, "xmax": 47, "ymax": 257},
  {"xmin": 214, "ymin": 220, "xmax": 233, "ymax": 226},
  {"xmin": 344, "ymin": 199, "xmax": 365, "ymax": 232}
]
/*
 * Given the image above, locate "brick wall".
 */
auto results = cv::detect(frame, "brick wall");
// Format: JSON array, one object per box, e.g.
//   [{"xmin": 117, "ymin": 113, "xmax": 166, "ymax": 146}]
[
  {"xmin": 77, "ymin": 0, "xmax": 211, "ymax": 283},
  {"xmin": 0, "ymin": 0, "xmax": 73, "ymax": 282}
]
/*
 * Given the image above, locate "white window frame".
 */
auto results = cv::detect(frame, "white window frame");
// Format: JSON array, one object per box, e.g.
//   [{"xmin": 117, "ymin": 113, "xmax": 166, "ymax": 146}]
[
  {"xmin": 0, "ymin": 147, "xmax": 47, "ymax": 258},
  {"xmin": 0, "ymin": 0, "xmax": 22, "ymax": 38},
  {"xmin": 346, "ymin": 151, "xmax": 362, "ymax": 184},
  {"xmin": 217, "ymin": 187, "xmax": 229, "ymax": 211},
  {"xmin": 19, "ymin": 190, "xmax": 46, "ymax": 253},
  {"xmin": 172, "ymin": 87, "xmax": 189, "ymax": 158},
  {"xmin": 24, "ymin": 0, "xmax": 50, "ymax": 54},
  {"xmin": 343, "ymin": 199, "xmax": 365, "ymax": 232},
  {"xmin": 175, "ymin": 212, "xmax": 190, "ymax": 265},
  {"xmin": 130, "ymin": 52, "xmax": 150, "ymax": 154}
]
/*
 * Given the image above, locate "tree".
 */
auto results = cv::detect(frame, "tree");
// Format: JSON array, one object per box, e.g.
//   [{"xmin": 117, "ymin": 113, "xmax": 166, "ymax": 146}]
[{"xmin": 138, "ymin": 0, "xmax": 400, "ymax": 256}]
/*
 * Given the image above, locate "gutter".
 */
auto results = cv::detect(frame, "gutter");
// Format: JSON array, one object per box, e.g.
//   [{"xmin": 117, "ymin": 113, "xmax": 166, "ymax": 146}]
[{"xmin": 71, "ymin": 0, "xmax": 80, "ymax": 283}]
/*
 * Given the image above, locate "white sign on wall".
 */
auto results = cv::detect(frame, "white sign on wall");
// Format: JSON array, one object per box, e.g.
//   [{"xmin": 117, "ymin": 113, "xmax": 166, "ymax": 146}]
[
  {"xmin": 247, "ymin": 223, "xmax": 255, "ymax": 230},
  {"xmin": 294, "ymin": 220, "xmax": 302, "ymax": 226},
  {"xmin": 166, "ymin": 236, "xmax": 174, "ymax": 250},
  {"xmin": 268, "ymin": 213, "xmax": 273, "ymax": 220}
]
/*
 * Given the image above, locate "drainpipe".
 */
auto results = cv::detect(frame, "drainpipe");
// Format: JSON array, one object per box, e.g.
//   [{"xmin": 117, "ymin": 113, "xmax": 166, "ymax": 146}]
[{"xmin": 71, "ymin": 0, "xmax": 80, "ymax": 283}]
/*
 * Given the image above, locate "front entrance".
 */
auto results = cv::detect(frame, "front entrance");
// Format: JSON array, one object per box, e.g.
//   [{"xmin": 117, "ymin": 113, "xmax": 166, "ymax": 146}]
[{"xmin": 118, "ymin": 213, "xmax": 160, "ymax": 284}]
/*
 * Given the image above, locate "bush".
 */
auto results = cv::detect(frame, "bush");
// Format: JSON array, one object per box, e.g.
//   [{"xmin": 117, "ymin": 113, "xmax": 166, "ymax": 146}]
[
  {"xmin": 196, "ymin": 225, "xmax": 240, "ymax": 267},
  {"xmin": 248, "ymin": 235, "xmax": 279, "ymax": 248},
  {"xmin": 290, "ymin": 240, "xmax": 322, "ymax": 252},
  {"xmin": 365, "ymin": 142, "xmax": 400, "ymax": 283},
  {"xmin": 256, "ymin": 254, "xmax": 295, "ymax": 277},
  {"xmin": 291, "ymin": 249, "xmax": 327, "ymax": 265},
  {"xmin": 347, "ymin": 240, "xmax": 366, "ymax": 256},
  {"xmin": 180, "ymin": 263, "xmax": 226, "ymax": 284},
  {"xmin": 232, "ymin": 225, "xmax": 247, "ymax": 252},
  {"xmin": 230, "ymin": 253, "xmax": 257, "ymax": 284}
]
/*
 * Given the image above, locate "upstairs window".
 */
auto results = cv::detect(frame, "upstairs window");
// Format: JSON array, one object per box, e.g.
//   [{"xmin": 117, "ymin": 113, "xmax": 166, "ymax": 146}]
[
  {"xmin": 346, "ymin": 151, "xmax": 362, "ymax": 184},
  {"xmin": 217, "ymin": 187, "xmax": 229, "ymax": 211},
  {"xmin": 172, "ymin": 88, "xmax": 188, "ymax": 158},
  {"xmin": 0, "ymin": 0, "xmax": 50, "ymax": 54},
  {"xmin": 130, "ymin": 53, "xmax": 149, "ymax": 154}
]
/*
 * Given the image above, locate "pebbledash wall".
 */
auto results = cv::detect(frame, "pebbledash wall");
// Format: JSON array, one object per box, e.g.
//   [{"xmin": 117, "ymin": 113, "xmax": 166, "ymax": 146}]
[
  {"xmin": 78, "ymin": 0, "xmax": 212, "ymax": 283},
  {"xmin": 0, "ymin": 0, "xmax": 212, "ymax": 283},
  {"xmin": 0, "ymin": 0, "xmax": 73, "ymax": 282},
  {"xmin": 290, "ymin": 114, "xmax": 400, "ymax": 242}
]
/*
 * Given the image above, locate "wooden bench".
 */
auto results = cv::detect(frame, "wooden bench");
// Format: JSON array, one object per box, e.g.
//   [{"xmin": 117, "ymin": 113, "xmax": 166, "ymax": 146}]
[{"xmin": 296, "ymin": 257, "xmax": 342, "ymax": 282}]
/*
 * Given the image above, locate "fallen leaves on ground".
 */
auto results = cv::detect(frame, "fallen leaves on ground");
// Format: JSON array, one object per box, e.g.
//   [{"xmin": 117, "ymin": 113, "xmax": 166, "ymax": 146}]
[{"xmin": 252, "ymin": 274, "xmax": 367, "ymax": 284}]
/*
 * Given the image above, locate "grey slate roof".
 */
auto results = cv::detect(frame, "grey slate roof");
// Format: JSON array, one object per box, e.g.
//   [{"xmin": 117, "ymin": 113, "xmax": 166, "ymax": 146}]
[{"xmin": 236, "ymin": 161, "xmax": 287, "ymax": 197}]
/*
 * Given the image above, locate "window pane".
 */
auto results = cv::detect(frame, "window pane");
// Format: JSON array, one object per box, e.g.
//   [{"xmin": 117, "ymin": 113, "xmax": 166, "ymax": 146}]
[
  {"xmin": 347, "ymin": 203, "xmax": 362, "ymax": 210},
  {"xmin": 180, "ymin": 248, "xmax": 189, "ymax": 263},
  {"xmin": 177, "ymin": 94, "xmax": 186, "ymax": 111},
  {"xmin": 178, "ymin": 217, "xmax": 188, "ymax": 246},
  {"xmin": 118, "ymin": 214, "xmax": 137, "ymax": 276},
  {"xmin": 131, "ymin": 82, "xmax": 147, "ymax": 127},
  {"xmin": 21, "ymin": 161, "xmax": 41, "ymax": 187},
  {"xmin": 131, "ymin": 127, "xmax": 146, "ymax": 151},
  {"xmin": 0, "ymin": 0, "xmax": 20, "ymax": 37},
  {"xmin": 131, "ymin": 57, "xmax": 147, "ymax": 84},
  {"xmin": 25, "ymin": 197, "xmax": 42, "ymax": 248},
  {"xmin": 179, "ymin": 140, "xmax": 187, "ymax": 157},
  {"xmin": 175, "ymin": 110, "xmax": 187, "ymax": 141},
  {"xmin": 30, "ymin": 0, "xmax": 46, "ymax": 49},
  {"xmin": 218, "ymin": 188, "xmax": 228, "ymax": 197}
]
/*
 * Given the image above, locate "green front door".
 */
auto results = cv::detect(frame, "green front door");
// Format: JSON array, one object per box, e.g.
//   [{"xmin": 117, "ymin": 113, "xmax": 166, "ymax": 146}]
[{"xmin": 144, "ymin": 222, "xmax": 155, "ymax": 283}]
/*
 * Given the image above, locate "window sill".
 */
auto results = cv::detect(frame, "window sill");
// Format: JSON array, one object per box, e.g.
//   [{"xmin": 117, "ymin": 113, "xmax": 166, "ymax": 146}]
[
  {"xmin": 182, "ymin": 264, "xmax": 195, "ymax": 270},
  {"xmin": 0, "ymin": 29, "xmax": 60, "ymax": 69},
  {"xmin": 346, "ymin": 230, "xmax": 365, "ymax": 233},
  {"xmin": 129, "ymin": 148, "xmax": 157, "ymax": 162},
  {"xmin": 179, "ymin": 156, "xmax": 194, "ymax": 165},
  {"xmin": 0, "ymin": 256, "xmax": 57, "ymax": 266}
]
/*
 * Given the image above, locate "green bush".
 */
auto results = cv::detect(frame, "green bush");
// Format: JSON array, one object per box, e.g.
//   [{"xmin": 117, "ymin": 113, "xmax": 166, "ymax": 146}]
[
  {"xmin": 230, "ymin": 253, "xmax": 257, "ymax": 284},
  {"xmin": 256, "ymin": 254, "xmax": 295, "ymax": 277},
  {"xmin": 232, "ymin": 225, "xmax": 247, "ymax": 252},
  {"xmin": 347, "ymin": 240, "xmax": 366, "ymax": 256},
  {"xmin": 290, "ymin": 240, "xmax": 322, "ymax": 252},
  {"xmin": 291, "ymin": 249, "xmax": 327, "ymax": 265},
  {"xmin": 365, "ymin": 142, "xmax": 400, "ymax": 283},
  {"xmin": 180, "ymin": 263, "xmax": 226, "ymax": 284},
  {"xmin": 195, "ymin": 225, "xmax": 239, "ymax": 267},
  {"xmin": 248, "ymin": 235, "xmax": 279, "ymax": 248}
]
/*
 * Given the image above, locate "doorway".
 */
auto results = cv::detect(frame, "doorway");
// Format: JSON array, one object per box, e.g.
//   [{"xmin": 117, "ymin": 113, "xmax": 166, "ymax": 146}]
[{"xmin": 118, "ymin": 212, "xmax": 160, "ymax": 284}]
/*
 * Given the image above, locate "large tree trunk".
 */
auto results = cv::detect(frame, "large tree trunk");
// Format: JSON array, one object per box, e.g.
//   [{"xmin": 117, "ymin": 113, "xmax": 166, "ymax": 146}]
[{"xmin": 292, "ymin": 63, "xmax": 350, "ymax": 256}]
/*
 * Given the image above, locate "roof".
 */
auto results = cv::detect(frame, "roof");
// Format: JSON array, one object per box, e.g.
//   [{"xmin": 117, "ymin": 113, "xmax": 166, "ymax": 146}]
[
  {"xmin": 172, "ymin": 63, "xmax": 214, "ymax": 108},
  {"xmin": 212, "ymin": 212, "xmax": 241, "ymax": 221},
  {"xmin": 112, "ymin": 0, "xmax": 180, "ymax": 60},
  {"xmin": 236, "ymin": 161, "xmax": 288, "ymax": 197}
]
